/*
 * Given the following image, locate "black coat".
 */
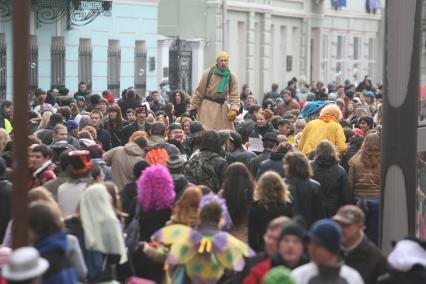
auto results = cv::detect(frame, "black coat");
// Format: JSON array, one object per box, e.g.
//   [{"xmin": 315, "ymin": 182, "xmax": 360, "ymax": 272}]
[
  {"xmin": 96, "ymin": 127, "xmax": 112, "ymax": 151},
  {"xmin": 0, "ymin": 180, "xmax": 12, "ymax": 241},
  {"xmin": 285, "ymin": 176, "xmax": 326, "ymax": 227},
  {"xmin": 120, "ymin": 121, "xmax": 152, "ymax": 146},
  {"xmin": 249, "ymin": 124, "xmax": 276, "ymax": 140},
  {"xmin": 342, "ymin": 237, "xmax": 389, "ymax": 284},
  {"xmin": 256, "ymin": 151, "xmax": 285, "ymax": 180},
  {"xmin": 311, "ymin": 155, "xmax": 352, "ymax": 217},
  {"xmin": 226, "ymin": 147, "xmax": 257, "ymax": 168},
  {"xmin": 249, "ymin": 150, "xmax": 272, "ymax": 178},
  {"xmin": 340, "ymin": 143, "xmax": 360, "ymax": 172},
  {"xmin": 378, "ymin": 266, "xmax": 426, "ymax": 284},
  {"xmin": 172, "ymin": 174, "xmax": 189, "ymax": 201},
  {"xmin": 236, "ymin": 114, "xmax": 257, "ymax": 144},
  {"xmin": 248, "ymin": 201, "xmax": 293, "ymax": 252}
]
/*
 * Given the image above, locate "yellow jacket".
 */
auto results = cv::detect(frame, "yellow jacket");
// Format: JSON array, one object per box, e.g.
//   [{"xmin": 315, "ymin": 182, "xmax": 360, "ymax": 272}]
[{"xmin": 298, "ymin": 118, "xmax": 347, "ymax": 156}]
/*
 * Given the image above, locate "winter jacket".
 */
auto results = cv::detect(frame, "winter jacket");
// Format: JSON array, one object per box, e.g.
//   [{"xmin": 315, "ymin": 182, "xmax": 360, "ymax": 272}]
[
  {"xmin": 34, "ymin": 231, "xmax": 78, "ymax": 284},
  {"xmin": 378, "ymin": 266, "xmax": 426, "ymax": 284},
  {"xmin": 249, "ymin": 124, "xmax": 276, "ymax": 140},
  {"xmin": 292, "ymin": 262, "xmax": 364, "ymax": 284},
  {"xmin": 243, "ymin": 258, "xmax": 271, "ymax": 284},
  {"xmin": 248, "ymin": 201, "xmax": 293, "ymax": 252},
  {"xmin": 299, "ymin": 118, "xmax": 347, "ymax": 156},
  {"xmin": 249, "ymin": 150, "xmax": 272, "ymax": 178},
  {"xmin": 226, "ymin": 147, "xmax": 257, "ymax": 168},
  {"xmin": 172, "ymin": 174, "xmax": 190, "ymax": 201},
  {"xmin": 95, "ymin": 126, "xmax": 112, "ymax": 151},
  {"xmin": 340, "ymin": 143, "xmax": 360, "ymax": 172},
  {"xmin": 285, "ymin": 176, "xmax": 326, "ymax": 227},
  {"xmin": 0, "ymin": 180, "xmax": 11, "ymax": 242},
  {"xmin": 103, "ymin": 142, "xmax": 145, "ymax": 191},
  {"xmin": 237, "ymin": 114, "xmax": 257, "ymax": 144},
  {"xmin": 146, "ymin": 135, "xmax": 180, "ymax": 156},
  {"xmin": 348, "ymin": 156, "xmax": 380, "ymax": 198},
  {"xmin": 120, "ymin": 182, "xmax": 137, "ymax": 213},
  {"xmin": 232, "ymin": 252, "xmax": 268, "ymax": 284},
  {"xmin": 342, "ymin": 236, "xmax": 388, "ymax": 284},
  {"xmin": 311, "ymin": 155, "xmax": 352, "ymax": 217},
  {"xmin": 120, "ymin": 120, "xmax": 152, "ymax": 146},
  {"xmin": 256, "ymin": 151, "xmax": 286, "ymax": 180}
]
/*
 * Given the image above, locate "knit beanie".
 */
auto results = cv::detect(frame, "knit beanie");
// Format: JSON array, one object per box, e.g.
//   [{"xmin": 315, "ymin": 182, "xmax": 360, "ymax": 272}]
[
  {"xmin": 279, "ymin": 220, "xmax": 306, "ymax": 243},
  {"xmin": 307, "ymin": 219, "xmax": 342, "ymax": 255},
  {"xmin": 263, "ymin": 266, "xmax": 296, "ymax": 284}
]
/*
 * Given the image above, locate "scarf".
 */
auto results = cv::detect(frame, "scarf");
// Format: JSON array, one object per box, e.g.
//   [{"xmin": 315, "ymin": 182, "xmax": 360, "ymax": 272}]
[
  {"xmin": 319, "ymin": 115, "xmax": 338, "ymax": 123},
  {"xmin": 213, "ymin": 65, "xmax": 231, "ymax": 93}
]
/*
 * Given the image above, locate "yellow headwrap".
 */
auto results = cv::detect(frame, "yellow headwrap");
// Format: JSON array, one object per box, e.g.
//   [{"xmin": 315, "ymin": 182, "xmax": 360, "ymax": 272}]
[{"xmin": 216, "ymin": 51, "xmax": 229, "ymax": 60}]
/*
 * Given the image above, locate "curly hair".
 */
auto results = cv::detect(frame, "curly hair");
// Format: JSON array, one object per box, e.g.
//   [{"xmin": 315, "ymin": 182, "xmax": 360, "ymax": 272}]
[
  {"xmin": 350, "ymin": 132, "xmax": 380, "ymax": 169},
  {"xmin": 222, "ymin": 162, "xmax": 254, "ymax": 224},
  {"xmin": 171, "ymin": 186, "xmax": 203, "ymax": 228},
  {"xmin": 137, "ymin": 165, "xmax": 175, "ymax": 212},
  {"xmin": 258, "ymin": 109, "xmax": 274, "ymax": 122},
  {"xmin": 255, "ymin": 171, "xmax": 289, "ymax": 207}
]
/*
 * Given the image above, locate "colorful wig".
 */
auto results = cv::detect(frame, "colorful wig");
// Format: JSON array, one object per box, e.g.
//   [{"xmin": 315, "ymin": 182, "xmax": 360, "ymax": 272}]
[
  {"xmin": 137, "ymin": 165, "xmax": 175, "ymax": 212},
  {"xmin": 200, "ymin": 193, "xmax": 233, "ymax": 231}
]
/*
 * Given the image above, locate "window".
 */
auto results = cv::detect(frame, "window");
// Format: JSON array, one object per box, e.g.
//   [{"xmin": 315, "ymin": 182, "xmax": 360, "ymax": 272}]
[
  {"xmin": 320, "ymin": 34, "xmax": 329, "ymax": 83},
  {"xmin": 336, "ymin": 35, "xmax": 346, "ymax": 83},
  {"xmin": 107, "ymin": 40, "xmax": 121, "ymax": 98},
  {"xmin": 51, "ymin": 36, "xmax": 65, "ymax": 89},
  {"xmin": 352, "ymin": 36, "xmax": 362, "ymax": 84},
  {"xmin": 368, "ymin": 37, "xmax": 377, "ymax": 82},
  {"xmin": 0, "ymin": 34, "xmax": 6, "ymax": 100},
  {"xmin": 134, "ymin": 40, "xmax": 146, "ymax": 97},
  {"xmin": 29, "ymin": 36, "xmax": 38, "ymax": 94},
  {"xmin": 78, "ymin": 39, "xmax": 92, "ymax": 92}
]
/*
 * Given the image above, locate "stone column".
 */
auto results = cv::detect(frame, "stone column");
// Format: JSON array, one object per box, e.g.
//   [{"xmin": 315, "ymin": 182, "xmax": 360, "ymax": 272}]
[
  {"xmin": 189, "ymin": 39, "xmax": 206, "ymax": 91},
  {"xmin": 157, "ymin": 38, "xmax": 173, "ymax": 83},
  {"xmin": 260, "ymin": 13, "xmax": 271, "ymax": 97},
  {"xmin": 247, "ymin": 11, "xmax": 256, "ymax": 98},
  {"xmin": 300, "ymin": 18, "xmax": 311, "ymax": 82}
]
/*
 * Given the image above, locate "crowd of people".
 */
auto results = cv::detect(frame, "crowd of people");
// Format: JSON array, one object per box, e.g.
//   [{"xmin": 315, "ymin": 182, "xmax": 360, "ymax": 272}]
[{"xmin": 0, "ymin": 51, "xmax": 426, "ymax": 284}]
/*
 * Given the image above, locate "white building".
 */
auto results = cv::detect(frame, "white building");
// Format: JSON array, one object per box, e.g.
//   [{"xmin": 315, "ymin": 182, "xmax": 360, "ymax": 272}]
[{"xmin": 158, "ymin": 0, "xmax": 384, "ymax": 100}]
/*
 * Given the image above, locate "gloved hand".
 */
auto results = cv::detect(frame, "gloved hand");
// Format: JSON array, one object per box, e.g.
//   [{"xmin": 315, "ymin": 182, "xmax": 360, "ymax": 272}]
[
  {"xmin": 227, "ymin": 109, "xmax": 238, "ymax": 122},
  {"xmin": 189, "ymin": 109, "xmax": 198, "ymax": 120}
]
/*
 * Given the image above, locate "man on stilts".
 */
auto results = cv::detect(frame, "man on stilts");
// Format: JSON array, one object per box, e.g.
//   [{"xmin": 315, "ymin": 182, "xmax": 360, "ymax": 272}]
[{"xmin": 189, "ymin": 51, "xmax": 240, "ymax": 131}]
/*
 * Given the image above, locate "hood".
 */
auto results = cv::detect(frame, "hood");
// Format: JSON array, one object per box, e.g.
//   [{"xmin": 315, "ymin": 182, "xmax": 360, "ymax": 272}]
[
  {"xmin": 34, "ymin": 231, "xmax": 68, "ymax": 254},
  {"xmin": 315, "ymin": 154, "xmax": 337, "ymax": 168},
  {"xmin": 147, "ymin": 135, "xmax": 165, "ymax": 147},
  {"xmin": 33, "ymin": 160, "xmax": 54, "ymax": 177},
  {"xmin": 124, "ymin": 142, "xmax": 145, "ymax": 156}
]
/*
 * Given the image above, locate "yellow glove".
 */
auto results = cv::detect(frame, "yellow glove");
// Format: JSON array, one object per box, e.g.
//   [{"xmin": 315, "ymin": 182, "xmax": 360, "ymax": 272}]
[{"xmin": 227, "ymin": 109, "xmax": 238, "ymax": 122}]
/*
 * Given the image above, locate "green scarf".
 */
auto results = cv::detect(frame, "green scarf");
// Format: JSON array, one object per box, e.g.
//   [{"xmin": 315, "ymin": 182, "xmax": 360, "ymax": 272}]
[{"xmin": 213, "ymin": 65, "xmax": 231, "ymax": 93}]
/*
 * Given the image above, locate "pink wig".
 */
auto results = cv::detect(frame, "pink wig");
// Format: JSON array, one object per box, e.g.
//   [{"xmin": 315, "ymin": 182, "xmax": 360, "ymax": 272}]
[{"xmin": 137, "ymin": 165, "xmax": 175, "ymax": 212}]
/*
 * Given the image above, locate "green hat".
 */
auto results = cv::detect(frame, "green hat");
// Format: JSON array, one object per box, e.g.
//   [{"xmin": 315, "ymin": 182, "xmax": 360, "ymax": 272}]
[{"xmin": 263, "ymin": 266, "xmax": 295, "ymax": 284}]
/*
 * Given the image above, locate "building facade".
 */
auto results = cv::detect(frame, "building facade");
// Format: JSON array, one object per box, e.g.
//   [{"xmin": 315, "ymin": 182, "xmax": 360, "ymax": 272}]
[
  {"xmin": 158, "ymin": 0, "xmax": 384, "ymax": 101},
  {"xmin": 0, "ymin": 0, "xmax": 159, "ymax": 99}
]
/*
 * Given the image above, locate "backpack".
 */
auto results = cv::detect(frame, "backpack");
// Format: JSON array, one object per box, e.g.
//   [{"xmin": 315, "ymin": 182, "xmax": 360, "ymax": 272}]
[
  {"xmin": 144, "ymin": 146, "xmax": 169, "ymax": 166},
  {"xmin": 183, "ymin": 152, "xmax": 221, "ymax": 192},
  {"xmin": 124, "ymin": 204, "xmax": 140, "ymax": 252}
]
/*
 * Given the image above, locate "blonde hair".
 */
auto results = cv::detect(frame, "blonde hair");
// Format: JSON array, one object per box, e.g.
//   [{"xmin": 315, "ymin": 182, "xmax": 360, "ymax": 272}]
[
  {"xmin": 0, "ymin": 128, "xmax": 10, "ymax": 154},
  {"xmin": 82, "ymin": 125, "xmax": 97, "ymax": 140},
  {"xmin": 171, "ymin": 186, "xmax": 203, "ymax": 228},
  {"xmin": 255, "ymin": 171, "xmax": 290, "ymax": 207},
  {"xmin": 319, "ymin": 104, "xmax": 343, "ymax": 120},
  {"xmin": 38, "ymin": 111, "xmax": 53, "ymax": 130}
]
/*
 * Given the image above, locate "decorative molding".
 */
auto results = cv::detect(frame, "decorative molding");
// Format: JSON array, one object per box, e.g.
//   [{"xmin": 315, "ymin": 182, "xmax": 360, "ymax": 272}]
[{"xmin": 112, "ymin": 0, "xmax": 159, "ymax": 5}]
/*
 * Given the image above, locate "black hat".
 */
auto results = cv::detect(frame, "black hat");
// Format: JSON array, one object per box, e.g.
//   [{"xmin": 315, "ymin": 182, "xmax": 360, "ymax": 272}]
[
  {"xmin": 168, "ymin": 123, "xmax": 182, "ymax": 131},
  {"xmin": 190, "ymin": 121, "xmax": 204, "ymax": 134},
  {"xmin": 279, "ymin": 220, "xmax": 306, "ymax": 242},
  {"xmin": 262, "ymin": 133, "xmax": 278, "ymax": 143}
]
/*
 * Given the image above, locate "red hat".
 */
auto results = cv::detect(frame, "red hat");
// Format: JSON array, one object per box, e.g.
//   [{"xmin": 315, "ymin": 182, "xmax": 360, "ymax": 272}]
[{"xmin": 68, "ymin": 150, "xmax": 93, "ymax": 175}]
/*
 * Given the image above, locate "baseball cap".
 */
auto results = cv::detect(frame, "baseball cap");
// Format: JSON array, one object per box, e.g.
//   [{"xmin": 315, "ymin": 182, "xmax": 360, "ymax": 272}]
[{"xmin": 333, "ymin": 205, "xmax": 365, "ymax": 225}]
